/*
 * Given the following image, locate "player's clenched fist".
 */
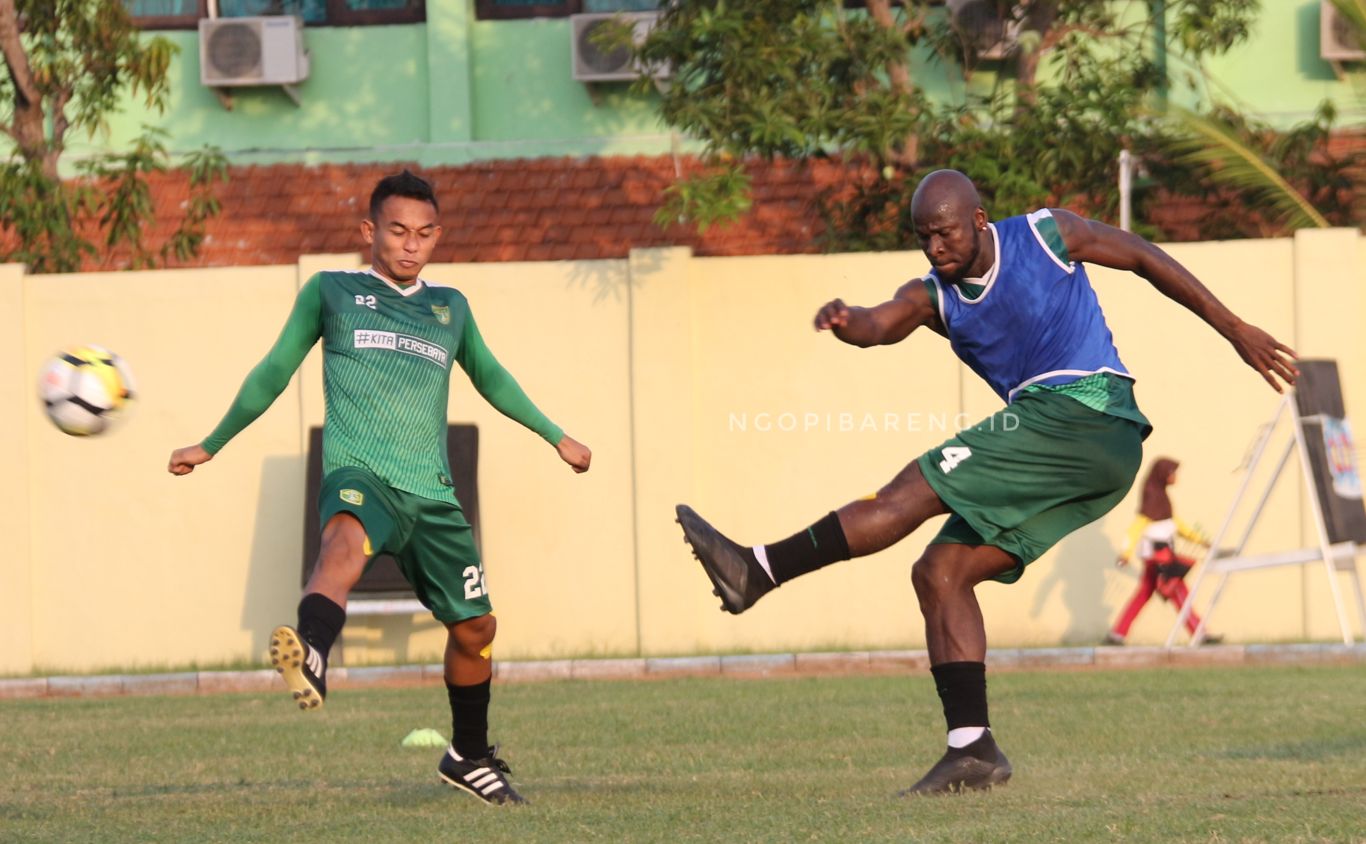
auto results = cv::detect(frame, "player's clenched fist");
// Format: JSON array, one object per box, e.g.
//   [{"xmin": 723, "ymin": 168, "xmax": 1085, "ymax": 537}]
[
  {"xmin": 814, "ymin": 299, "xmax": 851, "ymax": 331},
  {"xmin": 168, "ymin": 443, "xmax": 213, "ymax": 476}
]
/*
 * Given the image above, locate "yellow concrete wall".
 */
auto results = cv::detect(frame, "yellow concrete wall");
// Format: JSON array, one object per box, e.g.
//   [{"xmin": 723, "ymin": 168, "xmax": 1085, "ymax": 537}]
[
  {"xmin": 0, "ymin": 264, "xmax": 33, "ymax": 674},
  {"xmin": 4, "ymin": 229, "xmax": 1363, "ymax": 674},
  {"xmin": 21, "ymin": 267, "xmax": 305, "ymax": 672}
]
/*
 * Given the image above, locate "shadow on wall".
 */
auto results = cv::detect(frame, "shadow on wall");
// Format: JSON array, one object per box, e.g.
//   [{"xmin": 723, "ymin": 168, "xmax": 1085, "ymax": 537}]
[
  {"xmin": 241, "ymin": 455, "xmax": 310, "ymax": 662},
  {"xmin": 1026, "ymin": 523, "xmax": 1117, "ymax": 644},
  {"xmin": 566, "ymin": 256, "xmax": 635, "ymax": 305},
  {"xmin": 339, "ymin": 613, "xmax": 446, "ymax": 666}
]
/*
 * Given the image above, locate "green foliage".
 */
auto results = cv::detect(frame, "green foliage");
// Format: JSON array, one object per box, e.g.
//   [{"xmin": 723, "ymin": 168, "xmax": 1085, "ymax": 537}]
[
  {"xmin": 0, "ymin": 158, "xmax": 97, "ymax": 272},
  {"xmin": 1161, "ymin": 105, "xmax": 1329, "ymax": 230},
  {"xmin": 1170, "ymin": 0, "xmax": 1259, "ymax": 54},
  {"xmin": 636, "ymin": 0, "xmax": 1354, "ymax": 249},
  {"xmin": 653, "ymin": 160, "xmax": 753, "ymax": 233},
  {"xmin": 634, "ymin": 0, "xmax": 926, "ymax": 233},
  {"xmin": 1149, "ymin": 101, "xmax": 1359, "ymax": 238},
  {"xmin": 0, "ymin": 0, "xmax": 227, "ymax": 273}
]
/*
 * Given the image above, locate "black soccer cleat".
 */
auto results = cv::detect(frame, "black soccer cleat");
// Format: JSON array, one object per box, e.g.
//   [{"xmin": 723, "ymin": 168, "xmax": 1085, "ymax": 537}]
[
  {"xmin": 898, "ymin": 731, "xmax": 1013, "ymax": 796},
  {"xmin": 269, "ymin": 625, "xmax": 326, "ymax": 711},
  {"xmin": 675, "ymin": 504, "xmax": 775, "ymax": 615},
  {"xmin": 438, "ymin": 744, "xmax": 527, "ymax": 806}
]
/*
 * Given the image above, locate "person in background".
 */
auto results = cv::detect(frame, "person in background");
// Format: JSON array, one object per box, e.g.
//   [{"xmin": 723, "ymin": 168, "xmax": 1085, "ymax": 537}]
[{"xmin": 1104, "ymin": 457, "xmax": 1220, "ymax": 645}]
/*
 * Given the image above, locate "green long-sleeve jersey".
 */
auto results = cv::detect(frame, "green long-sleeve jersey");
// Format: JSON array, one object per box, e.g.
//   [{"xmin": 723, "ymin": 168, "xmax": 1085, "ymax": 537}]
[{"xmin": 202, "ymin": 270, "xmax": 564, "ymax": 503}]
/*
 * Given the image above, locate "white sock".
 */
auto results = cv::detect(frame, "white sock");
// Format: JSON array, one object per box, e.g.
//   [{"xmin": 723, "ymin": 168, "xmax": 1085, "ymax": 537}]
[
  {"xmin": 947, "ymin": 726, "xmax": 987, "ymax": 748},
  {"xmin": 752, "ymin": 545, "xmax": 777, "ymax": 583}
]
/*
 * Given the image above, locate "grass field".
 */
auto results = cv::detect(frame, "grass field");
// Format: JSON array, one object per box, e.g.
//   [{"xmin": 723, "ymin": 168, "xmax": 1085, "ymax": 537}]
[{"xmin": 3, "ymin": 664, "xmax": 1364, "ymax": 843}]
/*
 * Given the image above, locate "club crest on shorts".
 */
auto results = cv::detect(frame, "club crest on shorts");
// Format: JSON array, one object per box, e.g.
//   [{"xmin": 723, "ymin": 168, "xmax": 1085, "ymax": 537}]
[
  {"xmin": 340, "ymin": 488, "xmax": 364, "ymax": 506},
  {"xmin": 431, "ymin": 305, "xmax": 450, "ymax": 324}
]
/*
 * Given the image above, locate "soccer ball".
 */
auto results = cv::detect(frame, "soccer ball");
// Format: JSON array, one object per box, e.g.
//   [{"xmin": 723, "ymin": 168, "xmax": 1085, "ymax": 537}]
[{"xmin": 37, "ymin": 345, "xmax": 137, "ymax": 437}]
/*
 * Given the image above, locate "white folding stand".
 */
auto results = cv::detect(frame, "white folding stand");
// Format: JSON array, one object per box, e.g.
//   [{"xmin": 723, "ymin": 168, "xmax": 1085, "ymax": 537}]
[{"xmin": 1166, "ymin": 390, "xmax": 1366, "ymax": 647}]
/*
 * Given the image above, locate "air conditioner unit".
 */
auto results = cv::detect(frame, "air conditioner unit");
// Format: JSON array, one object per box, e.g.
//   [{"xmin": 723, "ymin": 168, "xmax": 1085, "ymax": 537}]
[
  {"xmin": 199, "ymin": 15, "xmax": 310, "ymax": 87},
  {"xmin": 570, "ymin": 12, "xmax": 664, "ymax": 82},
  {"xmin": 946, "ymin": 0, "xmax": 1022, "ymax": 62},
  {"xmin": 1320, "ymin": 1, "xmax": 1365, "ymax": 62}
]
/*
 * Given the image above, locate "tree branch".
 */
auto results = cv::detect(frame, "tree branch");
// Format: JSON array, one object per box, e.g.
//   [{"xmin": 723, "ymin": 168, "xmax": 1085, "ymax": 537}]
[
  {"xmin": 865, "ymin": 0, "xmax": 919, "ymax": 165},
  {"xmin": 0, "ymin": 0, "xmax": 38, "ymax": 109},
  {"xmin": 50, "ymin": 88, "xmax": 71, "ymax": 152}
]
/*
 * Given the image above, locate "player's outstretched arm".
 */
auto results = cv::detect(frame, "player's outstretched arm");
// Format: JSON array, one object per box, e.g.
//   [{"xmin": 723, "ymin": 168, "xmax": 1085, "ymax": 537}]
[
  {"xmin": 196, "ymin": 276, "xmax": 324, "ymax": 457},
  {"xmin": 456, "ymin": 311, "xmax": 564, "ymax": 440},
  {"xmin": 168, "ymin": 443, "xmax": 213, "ymax": 476},
  {"xmin": 1053, "ymin": 209, "xmax": 1298, "ymax": 392},
  {"xmin": 556, "ymin": 434, "xmax": 591, "ymax": 474},
  {"xmin": 813, "ymin": 279, "xmax": 939, "ymax": 348}
]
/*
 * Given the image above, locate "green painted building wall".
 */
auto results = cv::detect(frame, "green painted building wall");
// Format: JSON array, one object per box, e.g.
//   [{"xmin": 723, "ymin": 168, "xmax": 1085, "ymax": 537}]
[{"xmin": 94, "ymin": 0, "xmax": 1362, "ymax": 167}]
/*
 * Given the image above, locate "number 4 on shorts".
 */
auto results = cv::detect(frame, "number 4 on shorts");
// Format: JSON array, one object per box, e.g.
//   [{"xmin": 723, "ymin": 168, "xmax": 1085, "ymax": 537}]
[{"xmin": 938, "ymin": 446, "xmax": 972, "ymax": 474}]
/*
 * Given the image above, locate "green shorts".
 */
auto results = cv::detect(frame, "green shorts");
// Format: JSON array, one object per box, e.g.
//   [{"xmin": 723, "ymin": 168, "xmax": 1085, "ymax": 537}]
[
  {"xmin": 319, "ymin": 467, "xmax": 491, "ymax": 623},
  {"xmin": 917, "ymin": 391, "xmax": 1144, "ymax": 583}
]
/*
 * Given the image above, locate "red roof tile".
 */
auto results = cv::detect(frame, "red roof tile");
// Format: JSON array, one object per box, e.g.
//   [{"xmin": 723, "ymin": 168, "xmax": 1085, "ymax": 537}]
[{"xmin": 3, "ymin": 139, "xmax": 1359, "ymax": 272}]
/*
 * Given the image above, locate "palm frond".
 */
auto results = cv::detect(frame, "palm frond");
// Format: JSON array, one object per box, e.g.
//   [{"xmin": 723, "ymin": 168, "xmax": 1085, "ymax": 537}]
[{"xmin": 1161, "ymin": 105, "xmax": 1330, "ymax": 230}]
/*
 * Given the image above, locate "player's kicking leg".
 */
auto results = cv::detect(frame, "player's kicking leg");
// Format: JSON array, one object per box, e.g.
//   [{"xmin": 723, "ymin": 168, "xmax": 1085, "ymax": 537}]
[
  {"xmin": 270, "ymin": 511, "xmax": 366, "ymax": 711},
  {"xmin": 269, "ymin": 623, "xmax": 329, "ymax": 710},
  {"xmin": 677, "ymin": 460, "xmax": 946, "ymax": 614}
]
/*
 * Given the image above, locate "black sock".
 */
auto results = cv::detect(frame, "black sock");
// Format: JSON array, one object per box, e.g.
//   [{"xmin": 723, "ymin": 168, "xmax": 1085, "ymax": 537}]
[
  {"xmin": 448, "ymin": 677, "xmax": 492, "ymax": 760},
  {"xmin": 297, "ymin": 593, "xmax": 346, "ymax": 665},
  {"xmin": 930, "ymin": 661, "xmax": 989, "ymax": 732},
  {"xmin": 764, "ymin": 512, "xmax": 851, "ymax": 585}
]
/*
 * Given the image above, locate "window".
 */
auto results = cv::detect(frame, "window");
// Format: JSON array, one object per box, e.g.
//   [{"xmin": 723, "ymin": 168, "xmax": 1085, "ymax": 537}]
[
  {"xmin": 474, "ymin": 0, "xmax": 660, "ymax": 21},
  {"xmin": 125, "ymin": 0, "xmax": 199, "ymax": 28},
  {"xmin": 124, "ymin": 0, "xmax": 424, "ymax": 28}
]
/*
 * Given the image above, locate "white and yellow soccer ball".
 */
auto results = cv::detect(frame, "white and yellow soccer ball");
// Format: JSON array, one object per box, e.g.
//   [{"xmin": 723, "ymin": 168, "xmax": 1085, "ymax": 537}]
[{"xmin": 37, "ymin": 345, "xmax": 137, "ymax": 437}]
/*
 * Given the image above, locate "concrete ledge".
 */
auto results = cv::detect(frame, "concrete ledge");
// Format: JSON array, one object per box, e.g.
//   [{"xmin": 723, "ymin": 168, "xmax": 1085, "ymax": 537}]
[
  {"xmin": 338, "ymin": 665, "xmax": 426, "ymax": 688},
  {"xmin": 720, "ymin": 653, "xmax": 796, "ymax": 676},
  {"xmin": 1168, "ymin": 644, "xmax": 1247, "ymax": 667},
  {"xmin": 1095, "ymin": 646, "xmax": 1170, "ymax": 668},
  {"xmin": 867, "ymin": 650, "xmax": 931, "ymax": 672},
  {"xmin": 1244, "ymin": 643, "xmax": 1358, "ymax": 665},
  {"xmin": 571, "ymin": 658, "xmax": 647, "ymax": 680},
  {"xmin": 984, "ymin": 648, "xmax": 1024, "ymax": 668},
  {"xmin": 122, "ymin": 673, "xmax": 198, "ymax": 697},
  {"xmin": 645, "ymin": 656, "xmax": 720, "ymax": 677},
  {"xmin": 0, "ymin": 678, "xmax": 47, "ymax": 699},
  {"xmin": 795, "ymin": 651, "xmax": 872, "ymax": 674},
  {"xmin": 196, "ymin": 669, "xmax": 278, "ymax": 695},
  {"xmin": 496, "ymin": 660, "xmax": 573, "ymax": 682},
  {"xmin": 1016, "ymin": 647, "xmax": 1098, "ymax": 666},
  {"xmin": 5, "ymin": 644, "xmax": 1363, "ymax": 700},
  {"xmin": 48, "ymin": 675, "xmax": 125, "ymax": 698}
]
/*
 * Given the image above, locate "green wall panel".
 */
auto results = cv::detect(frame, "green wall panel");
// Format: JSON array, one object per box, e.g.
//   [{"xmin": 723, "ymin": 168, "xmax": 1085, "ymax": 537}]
[{"xmin": 80, "ymin": 0, "xmax": 1364, "ymax": 168}]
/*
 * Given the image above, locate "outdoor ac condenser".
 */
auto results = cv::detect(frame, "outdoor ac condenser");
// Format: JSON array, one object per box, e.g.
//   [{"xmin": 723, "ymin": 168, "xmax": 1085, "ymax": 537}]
[
  {"xmin": 1320, "ymin": 1, "xmax": 1365, "ymax": 62},
  {"xmin": 946, "ymin": 0, "xmax": 1023, "ymax": 61},
  {"xmin": 570, "ymin": 12, "xmax": 662, "ymax": 82},
  {"xmin": 199, "ymin": 15, "xmax": 310, "ymax": 87}
]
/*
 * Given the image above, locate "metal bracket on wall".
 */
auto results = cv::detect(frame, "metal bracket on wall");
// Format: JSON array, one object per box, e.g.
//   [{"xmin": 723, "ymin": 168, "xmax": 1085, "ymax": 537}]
[
  {"xmin": 209, "ymin": 85, "xmax": 303, "ymax": 111},
  {"xmin": 210, "ymin": 87, "xmax": 234, "ymax": 111}
]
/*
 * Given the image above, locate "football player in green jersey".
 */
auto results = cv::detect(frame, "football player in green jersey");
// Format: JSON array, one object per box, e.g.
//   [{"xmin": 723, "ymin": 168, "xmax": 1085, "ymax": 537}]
[{"xmin": 168, "ymin": 170, "xmax": 591, "ymax": 805}]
